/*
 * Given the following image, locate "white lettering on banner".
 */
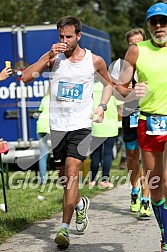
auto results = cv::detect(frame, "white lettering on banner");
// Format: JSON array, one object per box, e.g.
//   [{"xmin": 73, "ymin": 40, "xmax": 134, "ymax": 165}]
[
  {"xmin": 0, "ymin": 86, "xmax": 9, "ymax": 99},
  {"xmin": 9, "ymin": 82, "xmax": 17, "ymax": 98},
  {"xmin": 0, "ymin": 80, "xmax": 49, "ymax": 99},
  {"xmin": 33, "ymin": 81, "xmax": 45, "ymax": 97}
]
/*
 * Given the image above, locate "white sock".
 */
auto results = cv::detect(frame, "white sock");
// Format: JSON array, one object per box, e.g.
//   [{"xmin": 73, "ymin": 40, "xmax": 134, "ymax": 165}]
[
  {"xmin": 76, "ymin": 198, "xmax": 84, "ymax": 210},
  {"xmin": 61, "ymin": 223, "xmax": 69, "ymax": 230}
]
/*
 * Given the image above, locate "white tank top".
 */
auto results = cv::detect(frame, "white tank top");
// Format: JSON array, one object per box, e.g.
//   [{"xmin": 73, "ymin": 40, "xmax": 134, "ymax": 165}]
[{"xmin": 49, "ymin": 49, "xmax": 94, "ymax": 131}]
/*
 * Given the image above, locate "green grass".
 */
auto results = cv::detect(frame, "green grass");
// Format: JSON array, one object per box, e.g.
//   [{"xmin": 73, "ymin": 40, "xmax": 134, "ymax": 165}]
[{"xmin": 0, "ymin": 152, "xmax": 127, "ymax": 244}]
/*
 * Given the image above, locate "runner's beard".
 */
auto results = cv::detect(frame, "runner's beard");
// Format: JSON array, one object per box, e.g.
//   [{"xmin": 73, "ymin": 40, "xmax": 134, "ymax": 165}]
[{"xmin": 150, "ymin": 32, "xmax": 167, "ymax": 45}]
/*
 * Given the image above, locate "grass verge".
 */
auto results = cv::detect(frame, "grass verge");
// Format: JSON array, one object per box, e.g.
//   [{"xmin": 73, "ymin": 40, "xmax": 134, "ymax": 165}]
[{"xmin": 0, "ymin": 153, "xmax": 127, "ymax": 244}]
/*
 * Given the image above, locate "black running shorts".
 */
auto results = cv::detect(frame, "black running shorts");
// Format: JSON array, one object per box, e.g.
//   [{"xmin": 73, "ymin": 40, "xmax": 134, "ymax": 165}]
[
  {"xmin": 122, "ymin": 115, "xmax": 138, "ymax": 142},
  {"xmin": 50, "ymin": 128, "xmax": 92, "ymax": 166}
]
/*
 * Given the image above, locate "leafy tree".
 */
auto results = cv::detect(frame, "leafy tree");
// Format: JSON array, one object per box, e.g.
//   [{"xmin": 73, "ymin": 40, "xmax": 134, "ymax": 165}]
[{"xmin": 0, "ymin": 0, "xmax": 164, "ymax": 60}]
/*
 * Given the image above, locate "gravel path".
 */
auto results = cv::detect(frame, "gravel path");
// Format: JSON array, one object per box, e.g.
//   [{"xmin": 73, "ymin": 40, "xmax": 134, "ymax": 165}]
[{"xmin": 0, "ymin": 186, "xmax": 161, "ymax": 252}]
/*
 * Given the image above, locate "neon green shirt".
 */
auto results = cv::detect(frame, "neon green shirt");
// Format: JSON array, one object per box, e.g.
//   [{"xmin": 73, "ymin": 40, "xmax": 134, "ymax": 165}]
[
  {"xmin": 136, "ymin": 40, "xmax": 167, "ymax": 119},
  {"xmin": 36, "ymin": 95, "xmax": 50, "ymax": 134},
  {"xmin": 92, "ymin": 82, "xmax": 121, "ymax": 137}
]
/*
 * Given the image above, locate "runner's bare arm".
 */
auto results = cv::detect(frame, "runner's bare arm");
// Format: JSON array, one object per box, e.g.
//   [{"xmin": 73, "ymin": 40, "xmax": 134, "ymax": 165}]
[
  {"xmin": 93, "ymin": 54, "xmax": 114, "ymax": 104},
  {"xmin": 22, "ymin": 43, "xmax": 66, "ymax": 83},
  {"xmin": 91, "ymin": 54, "xmax": 114, "ymax": 122},
  {"xmin": 115, "ymin": 45, "xmax": 138, "ymax": 97},
  {"xmin": 116, "ymin": 45, "xmax": 148, "ymax": 99},
  {"xmin": 92, "ymin": 54, "xmax": 132, "ymax": 103},
  {"xmin": 22, "ymin": 52, "xmax": 52, "ymax": 83}
]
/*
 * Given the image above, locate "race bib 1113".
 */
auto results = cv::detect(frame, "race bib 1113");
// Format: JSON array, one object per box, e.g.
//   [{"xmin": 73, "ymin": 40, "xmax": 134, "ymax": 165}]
[{"xmin": 57, "ymin": 81, "xmax": 83, "ymax": 102}]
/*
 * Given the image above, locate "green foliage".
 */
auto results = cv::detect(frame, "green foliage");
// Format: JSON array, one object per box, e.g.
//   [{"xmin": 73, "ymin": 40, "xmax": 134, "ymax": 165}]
[{"xmin": 0, "ymin": 0, "xmax": 160, "ymax": 60}]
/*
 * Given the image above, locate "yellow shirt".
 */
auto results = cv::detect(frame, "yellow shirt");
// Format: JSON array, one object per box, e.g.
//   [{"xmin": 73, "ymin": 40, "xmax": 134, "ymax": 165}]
[
  {"xmin": 136, "ymin": 40, "xmax": 167, "ymax": 119},
  {"xmin": 92, "ymin": 82, "xmax": 121, "ymax": 137},
  {"xmin": 36, "ymin": 95, "xmax": 50, "ymax": 134}
]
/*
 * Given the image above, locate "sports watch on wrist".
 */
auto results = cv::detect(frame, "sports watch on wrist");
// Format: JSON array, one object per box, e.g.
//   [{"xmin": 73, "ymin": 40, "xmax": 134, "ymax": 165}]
[{"xmin": 98, "ymin": 103, "xmax": 107, "ymax": 111}]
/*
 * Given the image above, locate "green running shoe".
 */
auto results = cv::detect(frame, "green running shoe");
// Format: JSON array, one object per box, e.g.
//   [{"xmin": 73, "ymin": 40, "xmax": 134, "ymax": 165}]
[
  {"xmin": 55, "ymin": 228, "xmax": 70, "ymax": 248},
  {"xmin": 76, "ymin": 196, "xmax": 90, "ymax": 233},
  {"xmin": 130, "ymin": 191, "xmax": 140, "ymax": 212},
  {"xmin": 139, "ymin": 200, "xmax": 151, "ymax": 218}
]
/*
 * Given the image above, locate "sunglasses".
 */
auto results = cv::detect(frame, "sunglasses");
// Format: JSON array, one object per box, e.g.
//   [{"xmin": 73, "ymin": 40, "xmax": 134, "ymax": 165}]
[{"xmin": 149, "ymin": 16, "xmax": 167, "ymax": 26}]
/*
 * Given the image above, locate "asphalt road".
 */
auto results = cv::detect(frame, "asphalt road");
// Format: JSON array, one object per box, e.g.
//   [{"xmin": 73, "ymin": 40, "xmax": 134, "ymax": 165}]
[{"xmin": 0, "ymin": 185, "xmax": 161, "ymax": 252}]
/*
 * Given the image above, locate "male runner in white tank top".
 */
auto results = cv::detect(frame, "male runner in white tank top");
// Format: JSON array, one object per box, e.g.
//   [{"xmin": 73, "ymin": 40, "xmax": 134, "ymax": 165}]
[{"xmin": 22, "ymin": 16, "xmax": 114, "ymax": 248}]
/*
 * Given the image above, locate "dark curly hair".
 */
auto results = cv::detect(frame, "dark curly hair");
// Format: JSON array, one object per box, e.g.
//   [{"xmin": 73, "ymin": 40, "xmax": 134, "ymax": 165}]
[{"xmin": 57, "ymin": 16, "xmax": 82, "ymax": 34}]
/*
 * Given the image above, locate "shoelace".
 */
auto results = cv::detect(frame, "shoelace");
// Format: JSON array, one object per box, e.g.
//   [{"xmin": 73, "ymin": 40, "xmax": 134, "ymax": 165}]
[
  {"xmin": 131, "ymin": 194, "xmax": 138, "ymax": 204},
  {"xmin": 141, "ymin": 201, "xmax": 149, "ymax": 210},
  {"xmin": 76, "ymin": 209, "xmax": 85, "ymax": 223},
  {"xmin": 143, "ymin": 203, "xmax": 148, "ymax": 210},
  {"xmin": 58, "ymin": 228, "xmax": 69, "ymax": 237}
]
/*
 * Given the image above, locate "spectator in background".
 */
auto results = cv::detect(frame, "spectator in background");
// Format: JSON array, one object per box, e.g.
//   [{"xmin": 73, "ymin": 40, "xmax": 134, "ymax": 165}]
[
  {"xmin": 36, "ymin": 87, "xmax": 50, "ymax": 185},
  {"xmin": 89, "ymin": 81, "xmax": 122, "ymax": 188},
  {"xmin": 0, "ymin": 63, "xmax": 12, "ymax": 81}
]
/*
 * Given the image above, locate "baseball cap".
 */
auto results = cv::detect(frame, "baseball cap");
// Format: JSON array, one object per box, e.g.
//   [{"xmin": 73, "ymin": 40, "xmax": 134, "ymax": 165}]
[{"xmin": 146, "ymin": 2, "xmax": 167, "ymax": 20}]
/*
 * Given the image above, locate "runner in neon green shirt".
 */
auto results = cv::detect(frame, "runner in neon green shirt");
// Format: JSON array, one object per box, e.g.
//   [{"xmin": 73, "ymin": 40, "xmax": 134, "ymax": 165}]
[{"xmin": 115, "ymin": 3, "xmax": 167, "ymax": 251}]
